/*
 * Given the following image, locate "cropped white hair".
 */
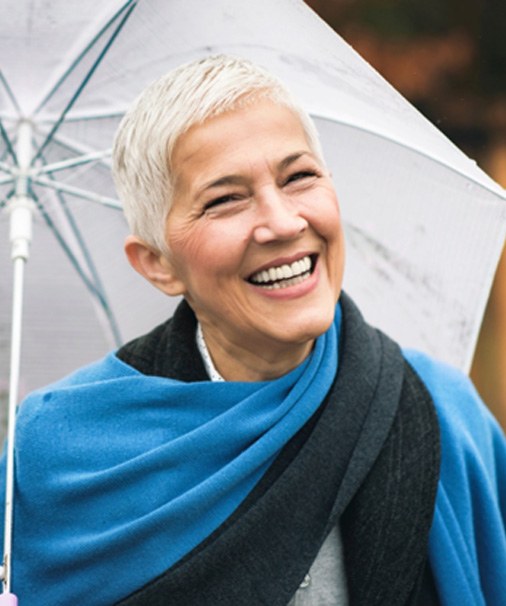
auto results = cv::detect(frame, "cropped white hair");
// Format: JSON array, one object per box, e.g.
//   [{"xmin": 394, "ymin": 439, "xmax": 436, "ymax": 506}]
[{"xmin": 112, "ymin": 54, "xmax": 324, "ymax": 253}]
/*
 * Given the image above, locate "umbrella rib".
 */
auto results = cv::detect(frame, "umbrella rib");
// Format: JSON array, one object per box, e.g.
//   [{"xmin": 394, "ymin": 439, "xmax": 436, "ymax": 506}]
[
  {"xmin": 31, "ymin": 189, "xmax": 123, "ymax": 346},
  {"xmin": 34, "ymin": 176, "xmax": 122, "ymax": 210},
  {"xmin": 34, "ymin": 128, "xmax": 113, "ymax": 170},
  {"xmin": 0, "ymin": 189, "xmax": 14, "ymax": 207},
  {"xmin": 36, "ymin": 149, "xmax": 112, "ymax": 176},
  {"xmin": 57, "ymin": 199, "xmax": 123, "ymax": 347},
  {"xmin": 33, "ymin": 1, "xmax": 137, "ymax": 163},
  {"xmin": 0, "ymin": 70, "xmax": 21, "ymax": 116},
  {"xmin": 46, "ymin": 159, "xmax": 124, "ymax": 346},
  {"xmin": 49, "ymin": 109, "xmax": 126, "ymax": 122},
  {"xmin": 34, "ymin": 0, "xmax": 137, "ymax": 116},
  {"xmin": 0, "ymin": 159, "xmax": 13, "ymax": 174},
  {"xmin": 0, "ymin": 119, "xmax": 17, "ymax": 164}
]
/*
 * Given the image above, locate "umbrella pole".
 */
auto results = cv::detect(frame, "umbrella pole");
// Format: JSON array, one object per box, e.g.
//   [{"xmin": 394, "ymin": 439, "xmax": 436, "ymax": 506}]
[
  {"xmin": 0, "ymin": 258, "xmax": 26, "ymax": 604},
  {"xmin": 1, "ymin": 121, "xmax": 33, "ymax": 604}
]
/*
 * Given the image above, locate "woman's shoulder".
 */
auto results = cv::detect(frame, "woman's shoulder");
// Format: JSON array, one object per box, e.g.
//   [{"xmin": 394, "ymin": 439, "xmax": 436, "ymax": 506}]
[
  {"xmin": 14, "ymin": 353, "xmax": 141, "ymax": 434},
  {"xmin": 402, "ymin": 348, "xmax": 506, "ymax": 487},
  {"xmin": 403, "ymin": 348, "xmax": 477, "ymax": 402},
  {"xmin": 402, "ymin": 349, "xmax": 500, "ymax": 437}
]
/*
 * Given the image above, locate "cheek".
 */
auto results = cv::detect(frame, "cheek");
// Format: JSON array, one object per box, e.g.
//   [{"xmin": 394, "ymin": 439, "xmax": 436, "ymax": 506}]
[
  {"xmin": 324, "ymin": 194, "xmax": 342, "ymax": 237},
  {"xmin": 165, "ymin": 223, "xmax": 209, "ymax": 280},
  {"xmin": 304, "ymin": 193, "xmax": 342, "ymax": 239},
  {"xmin": 167, "ymin": 220, "xmax": 248, "ymax": 280}
]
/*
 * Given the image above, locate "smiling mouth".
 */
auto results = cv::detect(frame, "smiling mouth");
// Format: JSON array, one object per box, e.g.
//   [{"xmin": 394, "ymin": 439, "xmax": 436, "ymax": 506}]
[{"xmin": 248, "ymin": 255, "xmax": 316, "ymax": 290}]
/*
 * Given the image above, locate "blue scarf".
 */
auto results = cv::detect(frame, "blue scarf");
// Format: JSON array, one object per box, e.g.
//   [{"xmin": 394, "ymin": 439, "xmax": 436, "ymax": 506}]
[
  {"xmin": 405, "ymin": 350, "xmax": 506, "ymax": 606},
  {"xmin": 2, "ymin": 307, "xmax": 340, "ymax": 605}
]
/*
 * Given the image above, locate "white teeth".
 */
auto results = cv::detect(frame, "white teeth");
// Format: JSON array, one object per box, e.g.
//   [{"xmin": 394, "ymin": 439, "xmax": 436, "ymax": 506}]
[
  {"xmin": 262, "ymin": 272, "xmax": 311, "ymax": 290},
  {"xmin": 281, "ymin": 264, "xmax": 292, "ymax": 279},
  {"xmin": 249, "ymin": 255, "xmax": 313, "ymax": 287}
]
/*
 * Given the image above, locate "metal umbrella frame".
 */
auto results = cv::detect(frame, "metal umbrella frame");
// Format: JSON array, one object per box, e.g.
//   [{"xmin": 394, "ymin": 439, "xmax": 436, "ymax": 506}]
[
  {"xmin": 1, "ymin": 0, "xmax": 505, "ymax": 600},
  {"xmin": 1, "ymin": 132, "xmax": 121, "ymax": 600}
]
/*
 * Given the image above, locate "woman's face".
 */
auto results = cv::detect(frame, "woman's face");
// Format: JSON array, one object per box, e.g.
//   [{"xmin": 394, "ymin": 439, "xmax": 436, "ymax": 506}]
[{"xmin": 160, "ymin": 99, "xmax": 345, "ymax": 380}]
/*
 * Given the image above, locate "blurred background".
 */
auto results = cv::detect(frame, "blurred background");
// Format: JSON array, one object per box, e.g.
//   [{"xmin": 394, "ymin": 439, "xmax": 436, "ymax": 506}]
[{"xmin": 306, "ymin": 0, "xmax": 506, "ymax": 430}]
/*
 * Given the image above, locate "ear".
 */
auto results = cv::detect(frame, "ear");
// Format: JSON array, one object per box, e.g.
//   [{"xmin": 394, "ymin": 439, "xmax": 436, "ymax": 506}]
[{"xmin": 124, "ymin": 235, "xmax": 186, "ymax": 296}]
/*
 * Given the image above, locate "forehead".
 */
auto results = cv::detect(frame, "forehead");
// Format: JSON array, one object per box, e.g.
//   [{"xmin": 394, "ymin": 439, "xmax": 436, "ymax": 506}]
[{"xmin": 171, "ymin": 100, "xmax": 312, "ymax": 185}]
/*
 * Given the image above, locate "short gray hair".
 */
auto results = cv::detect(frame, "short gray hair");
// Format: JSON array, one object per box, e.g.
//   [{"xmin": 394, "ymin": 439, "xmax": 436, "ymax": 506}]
[{"xmin": 112, "ymin": 54, "xmax": 324, "ymax": 253}]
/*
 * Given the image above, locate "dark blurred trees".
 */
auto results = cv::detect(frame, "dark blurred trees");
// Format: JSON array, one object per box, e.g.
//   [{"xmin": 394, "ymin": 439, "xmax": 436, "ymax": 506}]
[{"xmin": 305, "ymin": 0, "xmax": 505, "ymax": 162}]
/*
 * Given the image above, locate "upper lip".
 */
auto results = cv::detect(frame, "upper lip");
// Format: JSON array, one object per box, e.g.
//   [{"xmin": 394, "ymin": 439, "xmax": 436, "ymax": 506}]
[{"xmin": 246, "ymin": 251, "xmax": 317, "ymax": 280}]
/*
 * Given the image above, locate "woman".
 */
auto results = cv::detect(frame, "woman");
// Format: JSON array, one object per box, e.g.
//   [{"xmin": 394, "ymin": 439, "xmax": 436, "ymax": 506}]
[{"xmin": 1, "ymin": 55, "xmax": 505, "ymax": 605}]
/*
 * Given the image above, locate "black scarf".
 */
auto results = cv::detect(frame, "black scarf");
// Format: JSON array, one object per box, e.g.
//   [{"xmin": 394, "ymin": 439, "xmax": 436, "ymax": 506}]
[{"xmin": 116, "ymin": 293, "xmax": 440, "ymax": 605}]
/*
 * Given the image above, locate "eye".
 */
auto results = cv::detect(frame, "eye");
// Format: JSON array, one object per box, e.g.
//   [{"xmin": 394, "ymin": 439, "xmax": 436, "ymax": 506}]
[
  {"xmin": 284, "ymin": 170, "xmax": 318, "ymax": 185},
  {"xmin": 203, "ymin": 194, "xmax": 240, "ymax": 212}
]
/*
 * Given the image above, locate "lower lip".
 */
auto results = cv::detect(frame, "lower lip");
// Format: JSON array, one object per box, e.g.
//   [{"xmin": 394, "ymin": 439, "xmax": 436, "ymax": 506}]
[{"xmin": 247, "ymin": 259, "xmax": 320, "ymax": 300}]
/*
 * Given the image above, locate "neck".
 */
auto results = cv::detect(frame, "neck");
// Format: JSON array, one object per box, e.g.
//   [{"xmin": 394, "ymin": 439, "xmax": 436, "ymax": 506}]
[{"xmin": 200, "ymin": 326, "xmax": 314, "ymax": 382}]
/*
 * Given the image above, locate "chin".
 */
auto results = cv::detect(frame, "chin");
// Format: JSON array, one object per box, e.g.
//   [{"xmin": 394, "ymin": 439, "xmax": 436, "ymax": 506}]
[{"xmin": 282, "ymin": 308, "xmax": 336, "ymax": 345}]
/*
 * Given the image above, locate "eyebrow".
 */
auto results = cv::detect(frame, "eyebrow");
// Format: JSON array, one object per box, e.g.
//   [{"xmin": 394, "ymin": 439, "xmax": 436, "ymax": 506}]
[
  {"xmin": 278, "ymin": 151, "xmax": 311, "ymax": 171},
  {"xmin": 197, "ymin": 151, "xmax": 314, "ymax": 195}
]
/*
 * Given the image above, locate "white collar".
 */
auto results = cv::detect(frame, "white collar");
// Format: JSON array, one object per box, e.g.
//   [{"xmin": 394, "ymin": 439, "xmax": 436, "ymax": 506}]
[{"xmin": 196, "ymin": 323, "xmax": 225, "ymax": 382}]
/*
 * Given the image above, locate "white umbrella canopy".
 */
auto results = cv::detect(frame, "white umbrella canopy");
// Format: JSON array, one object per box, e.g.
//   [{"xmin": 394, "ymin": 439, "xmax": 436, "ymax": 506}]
[{"xmin": 1, "ymin": 0, "xmax": 505, "ymax": 401}]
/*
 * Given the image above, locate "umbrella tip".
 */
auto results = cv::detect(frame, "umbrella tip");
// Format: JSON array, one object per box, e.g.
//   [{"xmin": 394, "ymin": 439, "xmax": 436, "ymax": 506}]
[{"xmin": 0, "ymin": 593, "xmax": 17, "ymax": 605}]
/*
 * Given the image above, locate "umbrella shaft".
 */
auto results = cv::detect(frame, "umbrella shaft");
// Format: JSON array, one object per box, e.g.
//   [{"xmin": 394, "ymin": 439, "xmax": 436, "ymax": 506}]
[
  {"xmin": 10, "ymin": 121, "xmax": 33, "ymax": 263},
  {"xmin": 2, "ymin": 257, "xmax": 27, "ymax": 593}
]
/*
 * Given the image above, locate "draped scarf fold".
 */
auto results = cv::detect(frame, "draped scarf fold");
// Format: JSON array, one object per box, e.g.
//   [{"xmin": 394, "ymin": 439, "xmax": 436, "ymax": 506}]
[{"xmin": 118, "ymin": 293, "xmax": 440, "ymax": 605}]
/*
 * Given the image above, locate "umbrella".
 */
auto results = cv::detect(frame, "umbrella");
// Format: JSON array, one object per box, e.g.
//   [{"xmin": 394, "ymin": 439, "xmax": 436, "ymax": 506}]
[{"xmin": 1, "ymin": 0, "xmax": 505, "ymax": 599}]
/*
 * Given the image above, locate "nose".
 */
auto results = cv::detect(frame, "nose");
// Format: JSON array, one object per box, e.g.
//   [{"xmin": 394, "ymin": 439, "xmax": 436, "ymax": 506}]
[{"xmin": 253, "ymin": 189, "xmax": 308, "ymax": 244}]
